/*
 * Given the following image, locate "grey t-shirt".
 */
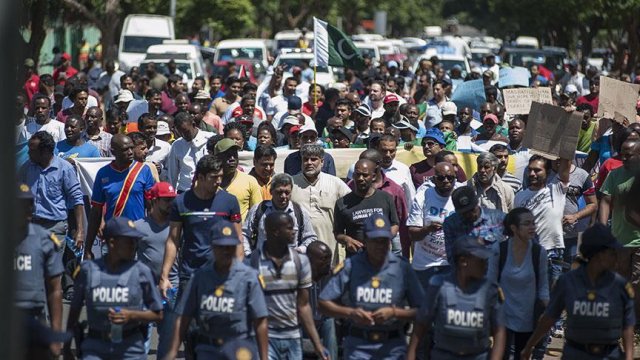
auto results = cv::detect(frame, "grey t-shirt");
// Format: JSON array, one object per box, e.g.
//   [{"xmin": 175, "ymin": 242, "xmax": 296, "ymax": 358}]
[
  {"xmin": 559, "ymin": 167, "xmax": 593, "ymax": 239},
  {"xmin": 135, "ymin": 217, "xmax": 179, "ymax": 287}
]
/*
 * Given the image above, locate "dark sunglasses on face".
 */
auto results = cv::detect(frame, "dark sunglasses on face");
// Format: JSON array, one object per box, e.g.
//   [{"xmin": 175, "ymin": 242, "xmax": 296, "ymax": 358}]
[{"xmin": 434, "ymin": 174, "xmax": 456, "ymax": 182}]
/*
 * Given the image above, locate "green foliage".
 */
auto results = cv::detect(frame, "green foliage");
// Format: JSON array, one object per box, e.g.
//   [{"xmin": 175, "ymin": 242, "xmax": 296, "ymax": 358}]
[{"xmin": 175, "ymin": 0, "xmax": 256, "ymax": 39}]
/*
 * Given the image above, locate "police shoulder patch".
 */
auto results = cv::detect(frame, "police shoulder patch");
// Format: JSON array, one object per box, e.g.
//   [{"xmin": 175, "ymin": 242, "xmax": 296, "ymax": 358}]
[
  {"xmin": 625, "ymin": 282, "xmax": 635, "ymax": 299},
  {"xmin": 497, "ymin": 286, "xmax": 505, "ymax": 303},
  {"xmin": 236, "ymin": 347, "xmax": 252, "ymax": 360},
  {"xmin": 49, "ymin": 233, "xmax": 62, "ymax": 247},
  {"xmin": 333, "ymin": 261, "xmax": 345, "ymax": 275},
  {"xmin": 257, "ymin": 274, "xmax": 266, "ymax": 290}
]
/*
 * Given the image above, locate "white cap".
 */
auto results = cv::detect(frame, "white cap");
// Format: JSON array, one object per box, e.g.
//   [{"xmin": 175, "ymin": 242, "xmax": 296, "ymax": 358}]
[
  {"xmin": 442, "ymin": 101, "xmax": 457, "ymax": 116},
  {"xmin": 156, "ymin": 121, "xmax": 170, "ymax": 135},
  {"xmin": 564, "ymin": 84, "xmax": 579, "ymax": 94},
  {"xmin": 114, "ymin": 89, "xmax": 134, "ymax": 103},
  {"xmin": 299, "ymin": 121, "xmax": 317, "ymax": 135},
  {"xmin": 194, "ymin": 90, "xmax": 211, "ymax": 100}
]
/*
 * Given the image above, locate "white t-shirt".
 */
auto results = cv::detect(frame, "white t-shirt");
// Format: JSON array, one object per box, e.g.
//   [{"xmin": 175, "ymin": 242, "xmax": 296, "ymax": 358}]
[
  {"xmin": 407, "ymin": 186, "xmax": 457, "ymax": 270},
  {"xmin": 514, "ymin": 179, "xmax": 567, "ymax": 250},
  {"xmin": 25, "ymin": 118, "xmax": 66, "ymax": 142}
]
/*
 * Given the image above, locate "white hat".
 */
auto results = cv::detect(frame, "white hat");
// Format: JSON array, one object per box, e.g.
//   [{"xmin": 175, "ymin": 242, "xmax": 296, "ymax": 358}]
[
  {"xmin": 114, "ymin": 89, "xmax": 134, "ymax": 103},
  {"xmin": 442, "ymin": 101, "xmax": 457, "ymax": 116},
  {"xmin": 299, "ymin": 121, "xmax": 317, "ymax": 135},
  {"xmin": 194, "ymin": 90, "xmax": 211, "ymax": 100},
  {"xmin": 564, "ymin": 84, "xmax": 579, "ymax": 94},
  {"xmin": 392, "ymin": 116, "xmax": 418, "ymax": 132},
  {"xmin": 278, "ymin": 114, "xmax": 300, "ymax": 130},
  {"xmin": 156, "ymin": 121, "xmax": 171, "ymax": 135}
]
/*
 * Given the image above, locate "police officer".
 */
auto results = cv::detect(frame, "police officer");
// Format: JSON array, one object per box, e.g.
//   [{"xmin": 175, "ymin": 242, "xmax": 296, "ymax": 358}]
[
  {"xmin": 167, "ymin": 220, "xmax": 269, "ymax": 360},
  {"xmin": 407, "ymin": 235, "xmax": 506, "ymax": 360},
  {"xmin": 63, "ymin": 217, "xmax": 163, "ymax": 360},
  {"xmin": 15, "ymin": 183, "xmax": 64, "ymax": 356},
  {"xmin": 319, "ymin": 213, "xmax": 424, "ymax": 359},
  {"xmin": 521, "ymin": 224, "xmax": 635, "ymax": 360}
]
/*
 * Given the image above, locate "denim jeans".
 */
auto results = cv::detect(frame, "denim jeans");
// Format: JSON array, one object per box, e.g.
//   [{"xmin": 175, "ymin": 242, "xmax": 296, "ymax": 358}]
[
  {"xmin": 268, "ymin": 337, "xmax": 302, "ymax": 360},
  {"xmin": 319, "ymin": 318, "xmax": 338, "ymax": 360},
  {"xmin": 546, "ymin": 248, "xmax": 564, "ymax": 349}
]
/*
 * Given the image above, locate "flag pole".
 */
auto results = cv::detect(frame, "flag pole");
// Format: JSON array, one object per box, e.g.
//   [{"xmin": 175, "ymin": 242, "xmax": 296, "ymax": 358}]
[{"xmin": 313, "ymin": 64, "xmax": 317, "ymax": 107}]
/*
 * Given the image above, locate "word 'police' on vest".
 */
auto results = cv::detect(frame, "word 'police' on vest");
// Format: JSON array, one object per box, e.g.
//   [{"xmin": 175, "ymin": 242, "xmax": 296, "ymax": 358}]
[
  {"xmin": 14, "ymin": 255, "xmax": 32, "ymax": 271},
  {"xmin": 201, "ymin": 295, "xmax": 235, "ymax": 313},
  {"xmin": 447, "ymin": 310, "xmax": 484, "ymax": 328},
  {"xmin": 357, "ymin": 286, "xmax": 393, "ymax": 304},
  {"xmin": 93, "ymin": 287, "xmax": 130, "ymax": 303},
  {"xmin": 573, "ymin": 301, "xmax": 610, "ymax": 317}
]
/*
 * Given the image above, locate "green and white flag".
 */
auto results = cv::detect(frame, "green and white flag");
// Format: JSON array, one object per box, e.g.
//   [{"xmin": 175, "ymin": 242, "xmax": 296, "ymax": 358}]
[{"xmin": 313, "ymin": 17, "xmax": 365, "ymax": 70}]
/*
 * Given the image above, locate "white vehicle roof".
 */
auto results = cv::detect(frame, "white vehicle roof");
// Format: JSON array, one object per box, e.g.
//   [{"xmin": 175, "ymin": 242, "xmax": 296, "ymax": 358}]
[
  {"xmin": 515, "ymin": 36, "xmax": 539, "ymax": 49},
  {"xmin": 352, "ymin": 34, "xmax": 385, "ymax": 42},
  {"xmin": 122, "ymin": 14, "xmax": 173, "ymax": 38},
  {"xmin": 146, "ymin": 42, "xmax": 201, "ymax": 57},
  {"xmin": 216, "ymin": 39, "xmax": 267, "ymax": 48},
  {"xmin": 401, "ymin": 37, "xmax": 427, "ymax": 48},
  {"xmin": 274, "ymin": 30, "xmax": 314, "ymax": 40}
]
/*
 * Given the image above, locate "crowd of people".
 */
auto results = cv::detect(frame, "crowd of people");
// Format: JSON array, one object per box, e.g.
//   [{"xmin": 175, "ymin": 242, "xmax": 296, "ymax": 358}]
[{"xmin": 14, "ymin": 45, "xmax": 640, "ymax": 360}]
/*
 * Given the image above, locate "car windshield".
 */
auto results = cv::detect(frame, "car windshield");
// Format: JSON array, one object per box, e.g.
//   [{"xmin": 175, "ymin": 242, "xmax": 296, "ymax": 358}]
[
  {"xmin": 140, "ymin": 62, "xmax": 193, "ymax": 78},
  {"xmin": 277, "ymin": 58, "xmax": 329, "ymax": 73},
  {"xmin": 218, "ymin": 47, "xmax": 264, "ymax": 61},
  {"xmin": 123, "ymin": 36, "xmax": 168, "ymax": 53}
]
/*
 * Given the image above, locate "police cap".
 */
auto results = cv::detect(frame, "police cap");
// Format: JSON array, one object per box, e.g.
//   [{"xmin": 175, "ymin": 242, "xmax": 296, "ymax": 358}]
[
  {"xmin": 580, "ymin": 223, "xmax": 622, "ymax": 259},
  {"xmin": 364, "ymin": 213, "xmax": 392, "ymax": 240},
  {"xmin": 453, "ymin": 235, "xmax": 492, "ymax": 259},
  {"xmin": 210, "ymin": 219, "xmax": 240, "ymax": 246},
  {"xmin": 103, "ymin": 217, "xmax": 146, "ymax": 239}
]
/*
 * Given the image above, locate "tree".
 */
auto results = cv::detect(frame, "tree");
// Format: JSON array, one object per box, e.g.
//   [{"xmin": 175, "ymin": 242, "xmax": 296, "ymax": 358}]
[{"xmin": 20, "ymin": 0, "xmax": 57, "ymax": 68}]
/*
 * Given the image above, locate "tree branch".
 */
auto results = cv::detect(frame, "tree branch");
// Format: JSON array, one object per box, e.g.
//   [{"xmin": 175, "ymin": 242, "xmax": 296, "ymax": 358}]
[{"xmin": 59, "ymin": 0, "xmax": 100, "ymax": 25}]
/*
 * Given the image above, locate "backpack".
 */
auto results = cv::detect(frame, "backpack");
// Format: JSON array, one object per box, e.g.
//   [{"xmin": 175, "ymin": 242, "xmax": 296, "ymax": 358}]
[
  {"xmin": 249, "ymin": 247, "xmax": 303, "ymax": 283},
  {"xmin": 249, "ymin": 201, "xmax": 305, "ymax": 251}
]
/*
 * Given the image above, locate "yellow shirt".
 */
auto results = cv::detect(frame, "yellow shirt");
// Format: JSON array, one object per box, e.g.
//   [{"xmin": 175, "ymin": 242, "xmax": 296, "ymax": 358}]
[{"xmin": 223, "ymin": 171, "xmax": 263, "ymax": 221}]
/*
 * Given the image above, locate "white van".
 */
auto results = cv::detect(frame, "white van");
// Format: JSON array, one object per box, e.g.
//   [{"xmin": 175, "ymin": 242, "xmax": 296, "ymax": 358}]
[
  {"xmin": 141, "ymin": 40, "xmax": 206, "ymax": 89},
  {"xmin": 213, "ymin": 39, "xmax": 269, "ymax": 74},
  {"xmin": 118, "ymin": 14, "xmax": 174, "ymax": 71},
  {"xmin": 353, "ymin": 42, "xmax": 381, "ymax": 66},
  {"xmin": 274, "ymin": 30, "xmax": 314, "ymax": 53}
]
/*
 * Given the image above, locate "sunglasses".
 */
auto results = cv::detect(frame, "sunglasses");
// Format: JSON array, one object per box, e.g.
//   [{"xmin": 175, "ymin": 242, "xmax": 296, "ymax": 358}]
[
  {"xmin": 434, "ymin": 175, "xmax": 456, "ymax": 182},
  {"xmin": 423, "ymin": 141, "xmax": 439, "ymax": 148}
]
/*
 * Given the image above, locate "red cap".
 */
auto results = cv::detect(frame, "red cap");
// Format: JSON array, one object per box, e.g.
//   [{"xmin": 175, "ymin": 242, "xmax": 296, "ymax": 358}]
[
  {"xmin": 289, "ymin": 125, "xmax": 301, "ymax": 135},
  {"xmin": 145, "ymin": 182, "xmax": 177, "ymax": 200},
  {"xmin": 483, "ymin": 114, "xmax": 499, "ymax": 124},
  {"xmin": 61, "ymin": 53, "xmax": 71, "ymax": 61},
  {"xmin": 383, "ymin": 94, "xmax": 400, "ymax": 104}
]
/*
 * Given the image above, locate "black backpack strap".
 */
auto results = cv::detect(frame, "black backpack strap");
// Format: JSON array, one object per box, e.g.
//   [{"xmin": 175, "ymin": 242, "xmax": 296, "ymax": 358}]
[
  {"xmin": 531, "ymin": 243, "xmax": 541, "ymax": 292},
  {"xmin": 498, "ymin": 241, "xmax": 509, "ymax": 282},
  {"xmin": 291, "ymin": 249, "xmax": 303, "ymax": 282},
  {"xmin": 249, "ymin": 201, "xmax": 269, "ymax": 251},
  {"xmin": 291, "ymin": 202, "xmax": 305, "ymax": 246}
]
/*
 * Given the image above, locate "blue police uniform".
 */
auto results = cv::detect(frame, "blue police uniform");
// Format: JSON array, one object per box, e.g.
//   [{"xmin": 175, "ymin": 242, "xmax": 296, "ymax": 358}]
[
  {"xmin": 70, "ymin": 217, "xmax": 163, "ymax": 360},
  {"xmin": 417, "ymin": 236, "xmax": 504, "ymax": 360},
  {"xmin": 174, "ymin": 220, "xmax": 268, "ymax": 359},
  {"xmin": 15, "ymin": 223, "xmax": 64, "ymax": 318},
  {"xmin": 320, "ymin": 214, "xmax": 424, "ymax": 360},
  {"xmin": 547, "ymin": 266, "xmax": 634, "ymax": 360}
]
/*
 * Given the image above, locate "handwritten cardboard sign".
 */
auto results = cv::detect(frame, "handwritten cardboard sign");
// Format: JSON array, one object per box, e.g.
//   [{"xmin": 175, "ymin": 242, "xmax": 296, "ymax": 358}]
[
  {"xmin": 598, "ymin": 76, "xmax": 640, "ymax": 123},
  {"xmin": 522, "ymin": 102, "xmax": 582, "ymax": 159},
  {"xmin": 503, "ymin": 87, "xmax": 553, "ymax": 114}
]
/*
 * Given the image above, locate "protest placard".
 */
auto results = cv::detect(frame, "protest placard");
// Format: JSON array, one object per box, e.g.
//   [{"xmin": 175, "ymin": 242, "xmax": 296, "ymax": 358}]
[
  {"xmin": 522, "ymin": 102, "xmax": 582, "ymax": 159},
  {"xmin": 498, "ymin": 67, "xmax": 530, "ymax": 88},
  {"xmin": 451, "ymin": 79, "xmax": 486, "ymax": 111},
  {"xmin": 503, "ymin": 87, "xmax": 553, "ymax": 114},
  {"xmin": 598, "ymin": 75, "xmax": 640, "ymax": 123}
]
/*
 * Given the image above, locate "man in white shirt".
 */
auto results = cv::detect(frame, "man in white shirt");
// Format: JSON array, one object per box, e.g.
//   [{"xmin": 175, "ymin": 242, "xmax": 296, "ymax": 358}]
[
  {"xmin": 363, "ymin": 80, "xmax": 406, "ymax": 119},
  {"xmin": 266, "ymin": 77, "xmax": 299, "ymax": 120},
  {"xmin": 166, "ymin": 111, "xmax": 214, "ymax": 192},
  {"xmin": 138, "ymin": 114, "xmax": 171, "ymax": 177},
  {"xmin": 26, "ymin": 95, "xmax": 66, "ymax": 142},
  {"xmin": 376, "ymin": 134, "xmax": 415, "ymax": 206}
]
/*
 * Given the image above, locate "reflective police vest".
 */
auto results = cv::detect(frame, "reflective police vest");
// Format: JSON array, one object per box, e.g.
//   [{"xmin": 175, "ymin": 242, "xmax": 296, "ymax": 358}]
[
  {"xmin": 85, "ymin": 260, "xmax": 143, "ymax": 332},
  {"xmin": 565, "ymin": 273, "xmax": 623, "ymax": 344},
  {"xmin": 194, "ymin": 266, "xmax": 252, "ymax": 340},
  {"xmin": 14, "ymin": 228, "xmax": 51, "ymax": 308},
  {"xmin": 433, "ymin": 277, "xmax": 492, "ymax": 354}
]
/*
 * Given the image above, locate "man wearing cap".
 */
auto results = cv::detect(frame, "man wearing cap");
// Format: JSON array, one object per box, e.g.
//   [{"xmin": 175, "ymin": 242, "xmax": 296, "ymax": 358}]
[
  {"xmin": 166, "ymin": 111, "xmax": 214, "ymax": 192},
  {"xmin": 215, "ymin": 138, "xmax": 263, "ymax": 221},
  {"xmin": 424, "ymin": 80, "xmax": 448, "ymax": 129},
  {"xmin": 409, "ymin": 128, "xmax": 450, "ymax": 188},
  {"xmin": 135, "ymin": 182, "xmax": 178, "ymax": 358},
  {"xmin": 283, "ymin": 122, "xmax": 337, "ymax": 176},
  {"xmin": 156, "ymin": 119, "xmax": 173, "ymax": 143},
  {"xmin": 408, "ymin": 234, "xmax": 506, "ymax": 360},
  {"xmin": 522, "ymin": 224, "xmax": 635, "ymax": 360},
  {"xmin": 474, "ymin": 113, "xmax": 508, "ymax": 144},
  {"xmin": 160, "ymin": 155, "xmax": 241, "ymax": 299},
  {"xmin": 85, "ymin": 134, "xmax": 156, "ymax": 259},
  {"xmin": 331, "ymin": 127, "xmax": 354, "ymax": 148},
  {"xmin": 52, "ymin": 52, "xmax": 77, "ymax": 86},
  {"xmin": 382, "ymin": 94, "xmax": 401, "ymax": 126},
  {"xmin": 83, "ymin": 106, "xmax": 112, "ymax": 157},
  {"xmin": 115, "ymin": 89, "xmax": 149, "ymax": 129},
  {"xmin": 192, "ymin": 90, "xmax": 223, "ymax": 133},
  {"xmin": 65, "ymin": 217, "xmax": 163, "ymax": 360},
  {"xmin": 443, "ymin": 186, "xmax": 506, "ymax": 275},
  {"xmin": 169, "ymin": 220, "xmax": 269, "ymax": 359},
  {"xmin": 273, "ymin": 95, "xmax": 312, "ymax": 132},
  {"xmin": 320, "ymin": 213, "xmax": 423, "ymax": 360},
  {"xmin": 559, "ymin": 60, "xmax": 587, "ymax": 96},
  {"xmin": 465, "ymin": 152, "xmax": 515, "ymax": 213},
  {"xmin": 14, "ymin": 183, "xmax": 64, "ymax": 356},
  {"xmin": 23, "ymin": 58, "xmax": 40, "ymax": 102},
  {"xmin": 267, "ymin": 77, "xmax": 299, "ymax": 121},
  {"xmin": 392, "ymin": 116, "xmax": 420, "ymax": 146},
  {"xmin": 353, "ymin": 104, "xmax": 372, "ymax": 145}
]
